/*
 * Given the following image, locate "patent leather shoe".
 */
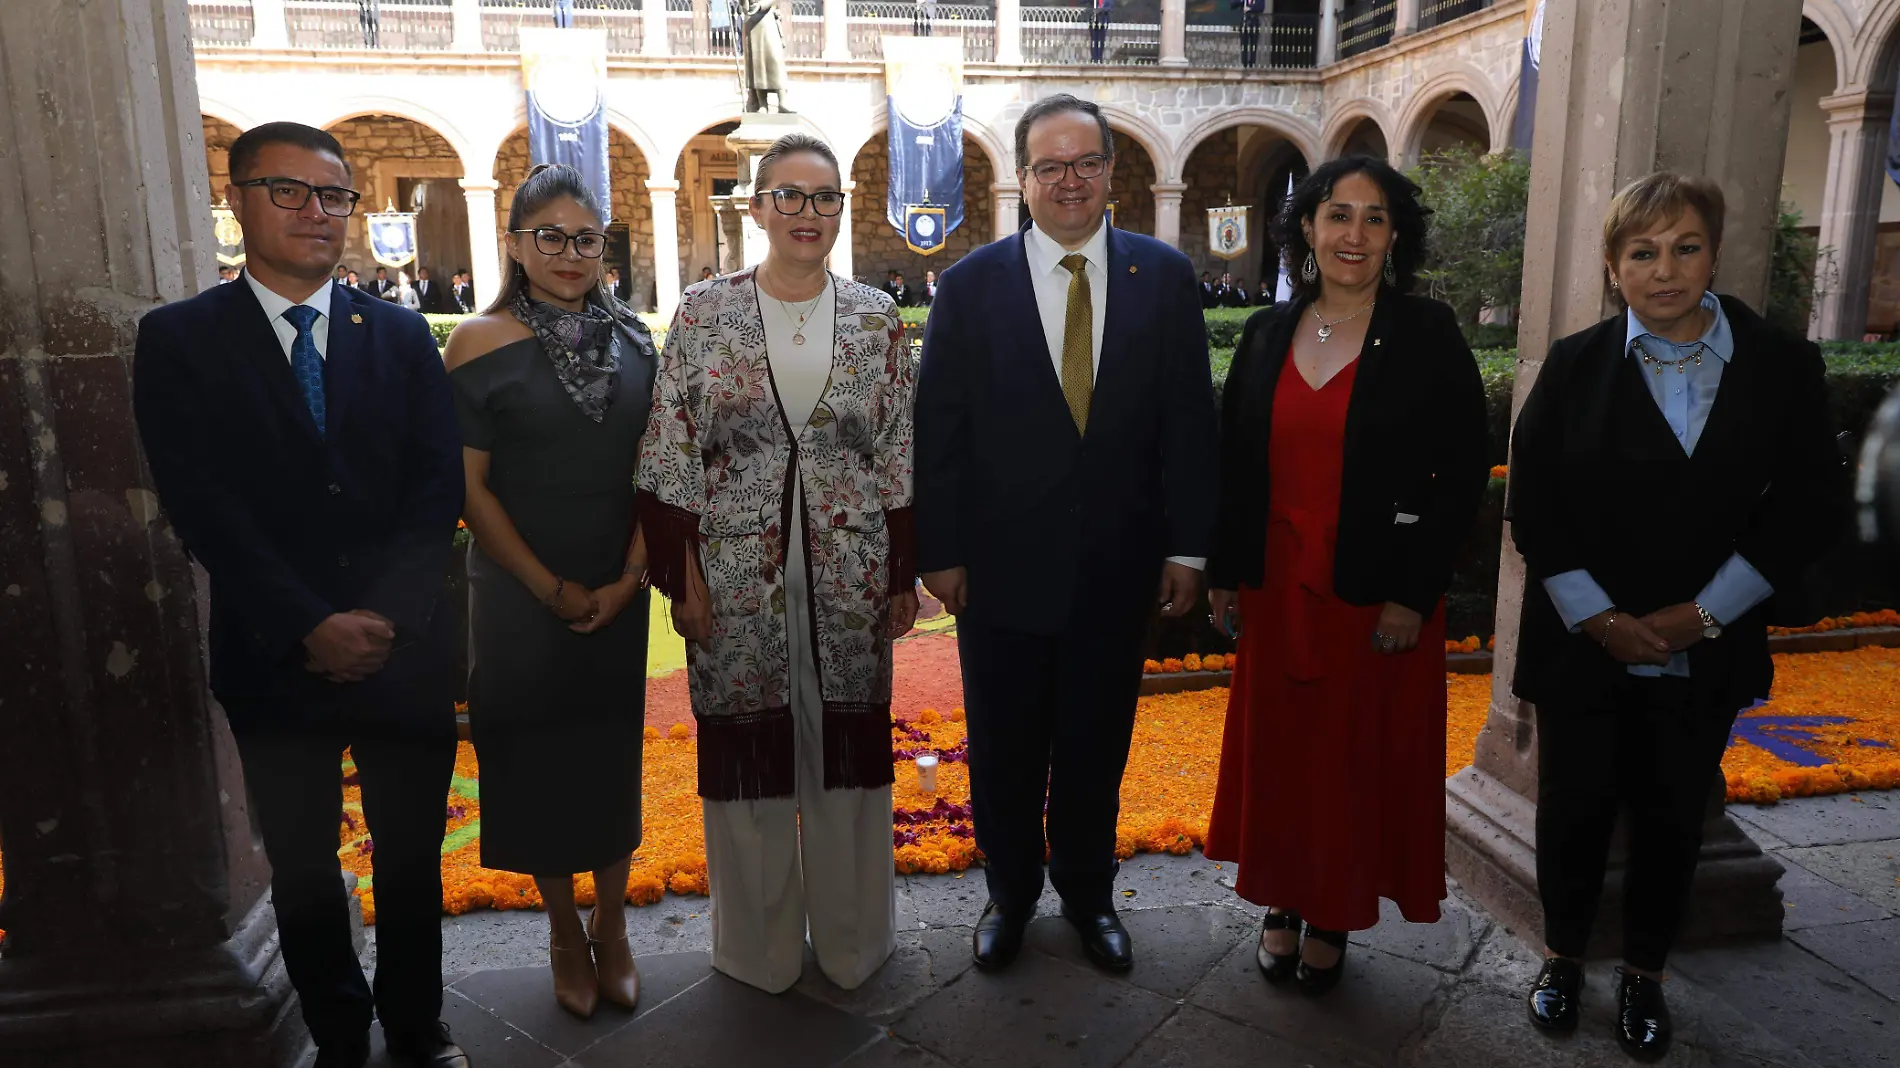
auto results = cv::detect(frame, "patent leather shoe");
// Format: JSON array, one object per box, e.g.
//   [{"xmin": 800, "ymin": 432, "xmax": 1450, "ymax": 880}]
[
  {"xmin": 385, "ymin": 1020, "xmax": 471, "ymax": 1068},
  {"xmin": 1294, "ymin": 923, "xmax": 1347, "ymax": 995},
  {"xmin": 1615, "ymin": 968, "xmax": 1672, "ymax": 1063},
  {"xmin": 1527, "ymin": 956, "xmax": 1582, "ymax": 1033},
  {"xmin": 1062, "ymin": 905, "xmax": 1134, "ymax": 972},
  {"xmin": 972, "ymin": 901, "xmax": 1026, "ymax": 970},
  {"xmin": 1254, "ymin": 909, "xmax": 1301, "ymax": 983}
]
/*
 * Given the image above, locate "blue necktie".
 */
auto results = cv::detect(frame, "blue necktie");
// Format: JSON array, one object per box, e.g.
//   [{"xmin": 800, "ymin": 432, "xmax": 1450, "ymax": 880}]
[{"xmin": 282, "ymin": 304, "xmax": 326, "ymax": 436}]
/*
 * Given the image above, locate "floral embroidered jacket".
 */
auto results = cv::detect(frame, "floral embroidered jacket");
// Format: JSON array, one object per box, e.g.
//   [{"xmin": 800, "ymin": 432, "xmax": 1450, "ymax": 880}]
[{"xmin": 636, "ymin": 269, "xmax": 916, "ymax": 801}]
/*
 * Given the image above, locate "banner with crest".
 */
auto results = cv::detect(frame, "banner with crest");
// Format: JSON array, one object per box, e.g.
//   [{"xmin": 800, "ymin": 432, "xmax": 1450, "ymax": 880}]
[
  {"xmin": 367, "ymin": 200, "xmax": 418, "ymax": 269},
  {"xmin": 1207, "ymin": 204, "xmax": 1250, "ymax": 261},
  {"xmin": 885, "ymin": 37, "xmax": 964, "ymax": 253},
  {"xmin": 522, "ymin": 27, "xmax": 612, "ymax": 223},
  {"xmin": 212, "ymin": 199, "xmax": 246, "ymax": 267}
]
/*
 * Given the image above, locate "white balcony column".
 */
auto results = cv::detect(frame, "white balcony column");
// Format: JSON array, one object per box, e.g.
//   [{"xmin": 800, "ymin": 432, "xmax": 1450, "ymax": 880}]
[
  {"xmin": 830, "ymin": 180, "xmax": 857, "ymax": 281},
  {"xmin": 450, "ymin": 0, "xmax": 484, "ymax": 51},
  {"xmin": 1152, "ymin": 182, "xmax": 1187, "ymax": 249},
  {"xmin": 251, "ymin": 0, "xmax": 291, "ymax": 48},
  {"xmin": 992, "ymin": 183, "xmax": 1023, "ymax": 241},
  {"xmin": 1812, "ymin": 91, "xmax": 1894, "ymax": 340},
  {"xmin": 461, "ymin": 178, "xmax": 503, "ymax": 311},
  {"xmin": 994, "ymin": 0, "xmax": 1024, "ymax": 64},
  {"xmin": 824, "ymin": 0, "xmax": 851, "ymax": 60},
  {"xmin": 1394, "ymin": 0, "xmax": 1420, "ymax": 36},
  {"xmin": 1317, "ymin": 0, "xmax": 1338, "ymax": 65},
  {"xmin": 649, "ymin": 179, "xmax": 684, "ymax": 320},
  {"xmin": 644, "ymin": 0, "xmax": 672, "ymax": 54},
  {"xmin": 1158, "ymin": 0, "xmax": 1187, "ymax": 66}
]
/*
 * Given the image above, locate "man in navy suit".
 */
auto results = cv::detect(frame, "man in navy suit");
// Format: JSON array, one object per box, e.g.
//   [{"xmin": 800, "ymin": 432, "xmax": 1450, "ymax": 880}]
[
  {"xmin": 915, "ymin": 94, "xmax": 1219, "ymax": 972},
  {"xmin": 133, "ymin": 122, "xmax": 469, "ymax": 1068}
]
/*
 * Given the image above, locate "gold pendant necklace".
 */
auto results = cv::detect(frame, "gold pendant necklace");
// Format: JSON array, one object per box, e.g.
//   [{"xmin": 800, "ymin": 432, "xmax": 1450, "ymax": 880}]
[{"xmin": 765, "ymin": 268, "xmax": 825, "ymax": 345}]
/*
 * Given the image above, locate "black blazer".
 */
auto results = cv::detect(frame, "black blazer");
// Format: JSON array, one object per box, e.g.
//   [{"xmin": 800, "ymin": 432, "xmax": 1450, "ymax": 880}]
[
  {"xmin": 915, "ymin": 226, "xmax": 1220, "ymax": 635},
  {"xmin": 1508, "ymin": 294, "xmax": 1846, "ymax": 712},
  {"xmin": 133, "ymin": 280, "xmax": 464, "ymax": 729},
  {"xmin": 1207, "ymin": 292, "xmax": 1490, "ymax": 619},
  {"xmin": 415, "ymin": 277, "xmax": 448, "ymax": 314}
]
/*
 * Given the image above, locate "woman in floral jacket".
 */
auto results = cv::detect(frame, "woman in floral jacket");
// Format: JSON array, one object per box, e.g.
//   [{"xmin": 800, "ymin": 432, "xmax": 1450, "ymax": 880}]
[{"xmin": 635, "ymin": 132, "xmax": 918, "ymax": 993}]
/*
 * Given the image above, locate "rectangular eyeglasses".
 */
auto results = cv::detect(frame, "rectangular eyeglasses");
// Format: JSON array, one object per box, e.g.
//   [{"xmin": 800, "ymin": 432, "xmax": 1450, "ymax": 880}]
[{"xmin": 235, "ymin": 177, "xmax": 362, "ymax": 217}]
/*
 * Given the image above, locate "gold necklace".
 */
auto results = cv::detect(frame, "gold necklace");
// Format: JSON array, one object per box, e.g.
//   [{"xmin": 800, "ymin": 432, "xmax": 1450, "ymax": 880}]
[
  {"xmin": 1633, "ymin": 337, "xmax": 1706, "ymax": 376},
  {"xmin": 761, "ymin": 267, "xmax": 827, "ymax": 345},
  {"xmin": 1311, "ymin": 299, "xmax": 1375, "ymax": 342}
]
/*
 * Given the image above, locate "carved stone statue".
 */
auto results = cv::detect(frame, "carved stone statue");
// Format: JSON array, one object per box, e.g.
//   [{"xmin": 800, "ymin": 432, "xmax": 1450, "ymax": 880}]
[{"xmin": 739, "ymin": 0, "xmax": 791, "ymax": 113}]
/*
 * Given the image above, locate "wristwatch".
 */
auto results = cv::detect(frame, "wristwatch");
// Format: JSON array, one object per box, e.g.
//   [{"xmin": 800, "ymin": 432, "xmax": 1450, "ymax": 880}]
[{"xmin": 1693, "ymin": 602, "xmax": 1723, "ymax": 640}]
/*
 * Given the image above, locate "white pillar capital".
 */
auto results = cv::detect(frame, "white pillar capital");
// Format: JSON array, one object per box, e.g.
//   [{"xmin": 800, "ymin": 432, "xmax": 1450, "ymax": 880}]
[
  {"xmin": 1158, "ymin": 0, "xmax": 1187, "ymax": 66},
  {"xmin": 646, "ymin": 179, "xmax": 682, "ymax": 195},
  {"xmin": 1820, "ymin": 90, "xmax": 1896, "ymax": 127},
  {"xmin": 251, "ymin": 0, "xmax": 291, "ymax": 48},
  {"xmin": 450, "ymin": 0, "xmax": 484, "ymax": 51},
  {"xmin": 995, "ymin": 0, "xmax": 1024, "ymax": 64}
]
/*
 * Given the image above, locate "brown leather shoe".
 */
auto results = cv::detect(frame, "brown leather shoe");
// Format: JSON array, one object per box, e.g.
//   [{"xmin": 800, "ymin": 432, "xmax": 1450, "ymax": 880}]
[
  {"xmin": 551, "ymin": 933, "xmax": 599, "ymax": 1018},
  {"xmin": 588, "ymin": 909, "xmax": 641, "ymax": 1011}
]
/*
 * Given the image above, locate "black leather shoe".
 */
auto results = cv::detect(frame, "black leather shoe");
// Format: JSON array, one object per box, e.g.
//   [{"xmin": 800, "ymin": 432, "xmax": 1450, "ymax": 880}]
[
  {"xmin": 1527, "ymin": 956, "xmax": 1582, "ymax": 1033},
  {"xmin": 385, "ymin": 1020, "xmax": 471, "ymax": 1068},
  {"xmin": 1294, "ymin": 923, "xmax": 1348, "ymax": 995},
  {"xmin": 1615, "ymin": 968, "xmax": 1672, "ymax": 1063},
  {"xmin": 313, "ymin": 1035, "xmax": 370, "ymax": 1068},
  {"xmin": 1254, "ymin": 909, "xmax": 1302, "ymax": 984},
  {"xmin": 1062, "ymin": 906, "xmax": 1134, "ymax": 972},
  {"xmin": 972, "ymin": 902, "xmax": 1026, "ymax": 971}
]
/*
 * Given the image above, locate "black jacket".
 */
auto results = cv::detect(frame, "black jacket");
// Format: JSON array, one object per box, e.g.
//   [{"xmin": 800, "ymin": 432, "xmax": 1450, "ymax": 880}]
[
  {"xmin": 1208, "ymin": 291, "xmax": 1490, "ymax": 619},
  {"xmin": 1508, "ymin": 295, "xmax": 1846, "ymax": 711}
]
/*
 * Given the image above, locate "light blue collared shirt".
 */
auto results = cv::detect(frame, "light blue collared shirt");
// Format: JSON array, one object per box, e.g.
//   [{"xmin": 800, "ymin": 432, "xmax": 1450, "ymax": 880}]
[{"xmin": 1540, "ymin": 292, "xmax": 1773, "ymax": 677}]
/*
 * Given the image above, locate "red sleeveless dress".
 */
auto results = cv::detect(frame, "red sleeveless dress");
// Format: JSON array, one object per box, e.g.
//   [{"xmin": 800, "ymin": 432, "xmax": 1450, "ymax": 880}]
[{"xmin": 1202, "ymin": 352, "xmax": 1448, "ymax": 931}]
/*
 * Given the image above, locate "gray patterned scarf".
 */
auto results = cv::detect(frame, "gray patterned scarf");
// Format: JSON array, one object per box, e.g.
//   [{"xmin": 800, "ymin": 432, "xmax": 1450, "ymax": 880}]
[{"xmin": 511, "ymin": 290, "xmax": 639, "ymax": 422}]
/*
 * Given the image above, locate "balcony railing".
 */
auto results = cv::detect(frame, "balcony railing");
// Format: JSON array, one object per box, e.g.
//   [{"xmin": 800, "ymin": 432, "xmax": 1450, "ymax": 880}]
[
  {"xmin": 664, "ymin": 0, "xmax": 821, "ymax": 60},
  {"xmin": 1021, "ymin": 6, "xmax": 1157, "ymax": 66},
  {"xmin": 845, "ymin": 3, "xmax": 994, "ymax": 63},
  {"xmin": 1418, "ymin": 0, "xmax": 1493, "ymax": 32},
  {"xmin": 483, "ymin": 0, "xmax": 644, "ymax": 54},
  {"xmin": 189, "ymin": 0, "xmax": 257, "ymax": 44},
  {"xmin": 288, "ymin": 0, "xmax": 455, "ymax": 50},
  {"xmin": 1183, "ymin": 11, "xmax": 1317, "ymax": 70},
  {"xmin": 1337, "ymin": 0, "xmax": 1395, "ymax": 59}
]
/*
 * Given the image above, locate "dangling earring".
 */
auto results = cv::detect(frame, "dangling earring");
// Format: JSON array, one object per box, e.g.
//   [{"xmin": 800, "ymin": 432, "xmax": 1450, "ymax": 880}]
[
  {"xmin": 1383, "ymin": 250, "xmax": 1397, "ymax": 286},
  {"xmin": 1301, "ymin": 250, "xmax": 1318, "ymax": 285}
]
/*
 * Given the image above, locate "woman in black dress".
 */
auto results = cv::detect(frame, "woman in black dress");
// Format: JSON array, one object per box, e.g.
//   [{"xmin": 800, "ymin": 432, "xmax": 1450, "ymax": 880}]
[{"xmin": 443, "ymin": 164, "xmax": 657, "ymax": 1019}]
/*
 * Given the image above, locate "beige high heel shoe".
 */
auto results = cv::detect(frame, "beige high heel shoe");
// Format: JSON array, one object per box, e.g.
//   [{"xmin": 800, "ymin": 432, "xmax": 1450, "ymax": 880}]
[
  {"xmin": 550, "ymin": 932, "xmax": 599, "ymax": 1018},
  {"xmin": 588, "ymin": 909, "xmax": 641, "ymax": 1011}
]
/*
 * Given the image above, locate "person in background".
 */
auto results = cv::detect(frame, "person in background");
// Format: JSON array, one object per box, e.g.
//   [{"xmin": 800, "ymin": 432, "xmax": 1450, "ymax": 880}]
[
  {"xmin": 396, "ymin": 270, "xmax": 421, "ymax": 311},
  {"xmin": 1224, "ymin": 277, "xmax": 1252, "ymax": 308},
  {"xmin": 1204, "ymin": 154, "xmax": 1488, "ymax": 997},
  {"xmin": 346, "ymin": 268, "xmax": 361, "ymax": 290},
  {"xmin": 415, "ymin": 266, "xmax": 447, "ymax": 314},
  {"xmin": 701, "ymin": 266, "xmax": 716, "ymax": 281},
  {"xmin": 217, "ymin": 265, "xmax": 237, "ymax": 284},
  {"xmin": 445, "ymin": 163, "xmax": 657, "ymax": 1020},
  {"xmin": 1089, "ymin": 0, "xmax": 1111, "ymax": 61},
  {"xmin": 365, "ymin": 265, "xmax": 394, "ymax": 299},
  {"xmin": 883, "ymin": 269, "xmax": 913, "ymax": 307},
  {"xmin": 1235, "ymin": 0, "xmax": 1266, "ymax": 68},
  {"xmin": 916, "ymin": 93, "xmax": 1217, "ymax": 975},
  {"xmin": 638, "ymin": 132, "xmax": 916, "ymax": 995},
  {"xmin": 333, "ymin": 264, "xmax": 351, "ymax": 287},
  {"xmin": 1200, "ymin": 270, "xmax": 1218, "ymax": 308},
  {"xmin": 454, "ymin": 268, "xmax": 474, "ymax": 313},
  {"xmin": 921, "ymin": 268, "xmax": 938, "ymax": 307},
  {"xmin": 1511, "ymin": 172, "xmax": 1846, "ymax": 1061},
  {"xmin": 604, "ymin": 266, "xmax": 623, "ymax": 302},
  {"xmin": 133, "ymin": 121, "xmax": 468, "ymax": 1068}
]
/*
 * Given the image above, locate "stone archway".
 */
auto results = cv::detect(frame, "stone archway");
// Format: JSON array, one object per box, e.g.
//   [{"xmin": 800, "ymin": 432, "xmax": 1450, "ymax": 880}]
[
  {"xmin": 1176, "ymin": 124, "xmax": 1310, "ymax": 295},
  {"xmin": 201, "ymin": 114, "xmax": 244, "ymax": 201},
  {"xmin": 1406, "ymin": 91, "xmax": 1493, "ymax": 162},
  {"xmin": 322, "ymin": 113, "xmax": 469, "ymax": 286},
  {"xmin": 1321, "ymin": 102, "xmax": 1395, "ymax": 161},
  {"xmin": 847, "ymin": 129, "xmax": 996, "ymax": 288},
  {"xmin": 491, "ymin": 125, "xmax": 657, "ymax": 311},
  {"xmin": 1108, "ymin": 129, "xmax": 1158, "ymax": 236}
]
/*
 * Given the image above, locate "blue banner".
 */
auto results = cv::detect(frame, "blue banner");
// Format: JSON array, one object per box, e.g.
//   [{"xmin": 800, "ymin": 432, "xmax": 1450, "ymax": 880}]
[
  {"xmin": 886, "ymin": 95, "xmax": 965, "ymax": 239},
  {"xmin": 1510, "ymin": 1, "xmax": 1542, "ymax": 153},
  {"xmin": 521, "ymin": 28, "xmax": 612, "ymax": 223}
]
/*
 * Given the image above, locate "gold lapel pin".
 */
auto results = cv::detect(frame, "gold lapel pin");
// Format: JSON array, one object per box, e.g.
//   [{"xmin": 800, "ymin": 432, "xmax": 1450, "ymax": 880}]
[
  {"xmin": 350, "ymin": 314, "xmax": 363, "ymax": 324},
  {"xmin": 1128, "ymin": 265, "xmax": 1138, "ymax": 274}
]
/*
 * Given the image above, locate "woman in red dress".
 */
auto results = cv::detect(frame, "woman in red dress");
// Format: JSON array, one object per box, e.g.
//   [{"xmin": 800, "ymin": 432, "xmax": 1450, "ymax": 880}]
[{"xmin": 1203, "ymin": 156, "xmax": 1489, "ymax": 994}]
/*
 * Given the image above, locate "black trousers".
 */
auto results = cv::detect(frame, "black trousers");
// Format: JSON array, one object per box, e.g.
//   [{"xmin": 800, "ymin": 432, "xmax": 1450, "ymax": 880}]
[
  {"xmin": 1535, "ymin": 676, "xmax": 1739, "ymax": 972},
  {"xmin": 233, "ymin": 711, "xmax": 457, "ymax": 1051},
  {"xmin": 958, "ymin": 616, "xmax": 1146, "ymax": 916}
]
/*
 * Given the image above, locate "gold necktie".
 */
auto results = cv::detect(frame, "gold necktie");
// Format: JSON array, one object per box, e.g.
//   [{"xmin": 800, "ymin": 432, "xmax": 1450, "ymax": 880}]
[{"xmin": 1058, "ymin": 253, "xmax": 1093, "ymax": 434}]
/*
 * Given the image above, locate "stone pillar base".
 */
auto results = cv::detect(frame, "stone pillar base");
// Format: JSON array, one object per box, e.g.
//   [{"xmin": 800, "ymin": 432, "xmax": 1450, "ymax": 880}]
[
  {"xmin": 0, "ymin": 893, "xmax": 308, "ymax": 1067},
  {"xmin": 1446, "ymin": 767, "xmax": 1786, "ymax": 959}
]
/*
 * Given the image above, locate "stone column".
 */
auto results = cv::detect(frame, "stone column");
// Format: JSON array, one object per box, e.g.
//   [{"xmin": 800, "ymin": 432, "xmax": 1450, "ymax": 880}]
[
  {"xmin": 450, "ymin": 0, "xmax": 483, "ymax": 51},
  {"xmin": 1394, "ymin": 0, "xmax": 1419, "ymax": 36},
  {"xmin": 252, "ymin": 0, "xmax": 291, "ymax": 48},
  {"xmin": 644, "ymin": 0, "xmax": 672, "ymax": 55},
  {"xmin": 1446, "ymin": 0, "xmax": 1804, "ymax": 957},
  {"xmin": 1152, "ymin": 182, "xmax": 1187, "ymax": 249},
  {"xmin": 1316, "ymin": 0, "xmax": 1338, "ymax": 65},
  {"xmin": 649, "ymin": 179, "xmax": 683, "ymax": 320},
  {"xmin": 830, "ymin": 179, "xmax": 857, "ymax": 281},
  {"xmin": 824, "ymin": 0, "xmax": 851, "ymax": 60},
  {"xmin": 994, "ymin": 0, "xmax": 1023, "ymax": 64},
  {"xmin": 1158, "ymin": 0, "xmax": 1187, "ymax": 66},
  {"xmin": 993, "ymin": 182, "xmax": 1023, "ymax": 241},
  {"xmin": 1811, "ymin": 90, "xmax": 1894, "ymax": 341},
  {"xmin": 0, "ymin": 0, "xmax": 299, "ymax": 1063},
  {"xmin": 461, "ymin": 178, "xmax": 502, "ymax": 311}
]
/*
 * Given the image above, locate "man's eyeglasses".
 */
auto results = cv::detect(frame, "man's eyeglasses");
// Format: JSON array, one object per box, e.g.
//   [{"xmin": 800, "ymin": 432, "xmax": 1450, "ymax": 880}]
[
  {"xmin": 234, "ymin": 177, "xmax": 362, "ymax": 217},
  {"xmin": 510, "ymin": 227, "xmax": 608, "ymax": 259},
  {"xmin": 756, "ymin": 188, "xmax": 847, "ymax": 217},
  {"xmin": 1026, "ymin": 154, "xmax": 1109, "ymax": 186}
]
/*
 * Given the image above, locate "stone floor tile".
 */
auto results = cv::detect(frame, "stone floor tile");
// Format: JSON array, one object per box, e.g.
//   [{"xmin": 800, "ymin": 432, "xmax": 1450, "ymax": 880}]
[
  {"xmin": 1120, "ymin": 1005, "xmax": 1356, "ymax": 1067},
  {"xmin": 1185, "ymin": 939, "xmax": 1450, "ymax": 1066},
  {"xmin": 889, "ymin": 946, "xmax": 1176, "ymax": 1068},
  {"xmin": 1789, "ymin": 918, "xmax": 1900, "ymax": 1000},
  {"xmin": 897, "ymin": 871, "xmax": 1008, "ymax": 930},
  {"xmin": 1402, "ymin": 984, "xmax": 1712, "ymax": 1068},
  {"xmin": 424, "ymin": 896, "xmax": 715, "ymax": 977},
  {"xmin": 1348, "ymin": 896, "xmax": 1488, "ymax": 973},
  {"xmin": 579, "ymin": 971, "xmax": 882, "ymax": 1068},
  {"xmin": 1117, "ymin": 856, "xmax": 1260, "ymax": 912},
  {"xmin": 1022, "ymin": 903, "xmax": 1255, "ymax": 999},
  {"xmin": 837, "ymin": 1033, "xmax": 961, "ymax": 1067},
  {"xmin": 363, "ymin": 988, "xmax": 564, "ymax": 1068},
  {"xmin": 449, "ymin": 952, "xmax": 712, "ymax": 1058},
  {"xmin": 1724, "ymin": 794, "xmax": 1900, "ymax": 849},
  {"xmin": 1459, "ymin": 925, "xmax": 1548, "ymax": 995},
  {"xmin": 1777, "ymin": 839, "xmax": 1900, "ymax": 914},
  {"xmin": 1729, "ymin": 810, "xmax": 1795, "ymax": 852},
  {"xmin": 1672, "ymin": 939, "xmax": 1900, "ymax": 1068},
  {"xmin": 1774, "ymin": 859, "xmax": 1894, "ymax": 931},
  {"xmin": 796, "ymin": 926, "xmax": 979, "ymax": 1021}
]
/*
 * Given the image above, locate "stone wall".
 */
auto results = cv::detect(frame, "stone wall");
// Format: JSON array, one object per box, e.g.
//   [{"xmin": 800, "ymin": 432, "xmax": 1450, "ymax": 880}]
[
  {"xmin": 1178, "ymin": 127, "xmax": 1240, "ymax": 279},
  {"xmin": 1322, "ymin": 3, "xmax": 1521, "ymax": 154},
  {"xmin": 494, "ymin": 126, "xmax": 658, "ymax": 309},
  {"xmin": 849, "ymin": 133, "xmax": 995, "ymax": 286},
  {"xmin": 326, "ymin": 114, "xmax": 463, "ymax": 280},
  {"xmin": 1110, "ymin": 131, "xmax": 1156, "ymax": 237},
  {"xmin": 202, "ymin": 115, "xmax": 242, "ymax": 198}
]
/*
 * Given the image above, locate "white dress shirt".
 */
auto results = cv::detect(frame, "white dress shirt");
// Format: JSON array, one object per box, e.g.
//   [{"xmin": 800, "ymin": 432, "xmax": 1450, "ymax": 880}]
[
  {"xmin": 243, "ymin": 269, "xmax": 335, "ymax": 364},
  {"xmin": 1022, "ymin": 221, "xmax": 1204, "ymax": 572}
]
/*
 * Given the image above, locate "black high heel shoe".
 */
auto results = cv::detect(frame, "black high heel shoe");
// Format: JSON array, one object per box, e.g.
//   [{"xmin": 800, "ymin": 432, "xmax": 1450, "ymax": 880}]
[
  {"xmin": 1295, "ymin": 923, "xmax": 1349, "ymax": 995},
  {"xmin": 1255, "ymin": 909, "xmax": 1302, "ymax": 983}
]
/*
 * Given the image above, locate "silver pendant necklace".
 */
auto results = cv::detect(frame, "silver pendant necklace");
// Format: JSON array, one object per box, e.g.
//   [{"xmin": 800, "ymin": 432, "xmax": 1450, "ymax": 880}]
[{"xmin": 1311, "ymin": 299, "xmax": 1375, "ymax": 342}]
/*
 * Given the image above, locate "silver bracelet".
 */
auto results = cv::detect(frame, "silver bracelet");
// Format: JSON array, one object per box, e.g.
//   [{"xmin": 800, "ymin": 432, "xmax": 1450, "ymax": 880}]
[{"xmin": 1598, "ymin": 611, "xmax": 1617, "ymax": 649}]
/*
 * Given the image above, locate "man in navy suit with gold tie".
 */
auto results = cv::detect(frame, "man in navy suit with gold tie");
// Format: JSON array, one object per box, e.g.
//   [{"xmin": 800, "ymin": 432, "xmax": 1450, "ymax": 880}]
[
  {"xmin": 916, "ymin": 94, "xmax": 1219, "ymax": 972},
  {"xmin": 133, "ymin": 122, "xmax": 468, "ymax": 1068}
]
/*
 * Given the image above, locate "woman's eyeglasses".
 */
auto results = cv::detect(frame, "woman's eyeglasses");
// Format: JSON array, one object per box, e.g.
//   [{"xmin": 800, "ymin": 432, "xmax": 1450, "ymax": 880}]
[
  {"xmin": 1026, "ymin": 154, "xmax": 1109, "ymax": 186},
  {"xmin": 757, "ymin": 188, "xmax": 847, "ymax": 217},
  {"xmin": 234, "ymin": 177, "xmax": 362, "ymax": 217},
  {"xmin": 510, "ymin": 227, "xmax": 608, "ymax": 259}
]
